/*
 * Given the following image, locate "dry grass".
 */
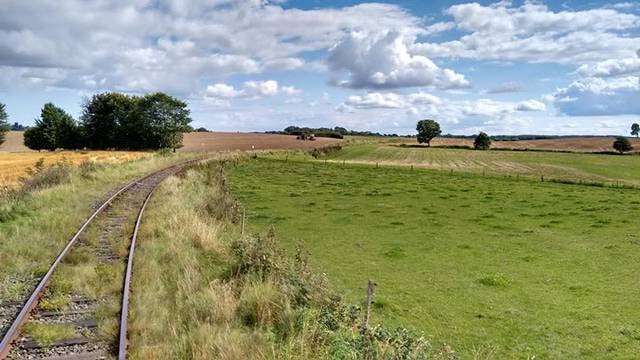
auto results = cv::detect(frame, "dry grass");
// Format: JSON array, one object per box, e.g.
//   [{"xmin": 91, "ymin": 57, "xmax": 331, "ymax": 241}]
[{"xmin": 0, "ymin": 150, "xmax": 151, "ymax": 187}]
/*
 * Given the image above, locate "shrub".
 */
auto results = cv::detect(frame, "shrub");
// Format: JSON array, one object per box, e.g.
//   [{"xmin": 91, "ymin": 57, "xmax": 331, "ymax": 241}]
[
  {"xmin": 613, "ymin": 136, "xmax": 633, "ymax": 154},
  {"xmin": 473, "ymin": 132, "xmax": 491, "ymax": 150}
]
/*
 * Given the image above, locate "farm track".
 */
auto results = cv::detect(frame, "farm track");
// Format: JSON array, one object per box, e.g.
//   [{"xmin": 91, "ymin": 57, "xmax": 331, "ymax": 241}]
[{"xmin": 0, "ymin": 160, "xmax": 201, "ymax": 359}]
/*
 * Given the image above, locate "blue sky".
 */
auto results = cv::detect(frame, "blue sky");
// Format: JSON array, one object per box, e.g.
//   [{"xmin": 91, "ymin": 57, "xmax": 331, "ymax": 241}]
[{"xmin": 1, "ymin": 0, "xmax": 639, "ymax": 135}]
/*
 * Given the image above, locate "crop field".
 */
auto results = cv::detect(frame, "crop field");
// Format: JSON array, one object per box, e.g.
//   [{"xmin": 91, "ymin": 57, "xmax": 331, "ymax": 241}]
[
  {"xmin": 324, "ymin": 142, "xmax": 640, "ymax": 186},
  {"xmin": 228, "ymin": 157, "xmax": 640, "ymax": 358},
  {"xmin": 0, "ymin": 151, "xmax": 151, "ymax": 187}
]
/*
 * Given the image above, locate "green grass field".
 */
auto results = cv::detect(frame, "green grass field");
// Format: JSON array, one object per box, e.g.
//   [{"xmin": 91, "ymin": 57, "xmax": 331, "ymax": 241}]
[
  {"xmin": 228, "ymin": 157, "xmax": 640, "ymax": 358},
  {"xmin": 323, "ymin": 143, "xmax": 640, "ymax": 186}
]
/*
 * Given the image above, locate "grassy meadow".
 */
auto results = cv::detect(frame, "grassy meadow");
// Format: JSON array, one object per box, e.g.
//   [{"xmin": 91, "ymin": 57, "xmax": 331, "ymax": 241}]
[
  {"xmin": 227, "ymin": 157, "xmax": 640, "ymax": 358},
  {"xmin": 323, "ymin": 142, "xmax": 640, "ymax": 186}
]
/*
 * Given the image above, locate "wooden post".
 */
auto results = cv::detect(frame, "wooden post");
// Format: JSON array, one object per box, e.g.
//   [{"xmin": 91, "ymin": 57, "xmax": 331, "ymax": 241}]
[
  {"xmin": 482, "ymin": 168, "xmax": 485, "ymax": 177},
  {"xmin": 541, "ymin": 175, "xmax": 544, "ymax": 182},
  {"xmin": 411, "ymin": 165, "xmax": 414, "ymax": 171},
  {"xmin": 241, "ymin": 210, "xmax": 246, "ymax": 235},
  {"xmin": 362, "ymin": 279, "xmax": 376, "ymax": 330},
  {"xmin": 376, "ymin": 162, "xmax": 379, "ymax": 168}
]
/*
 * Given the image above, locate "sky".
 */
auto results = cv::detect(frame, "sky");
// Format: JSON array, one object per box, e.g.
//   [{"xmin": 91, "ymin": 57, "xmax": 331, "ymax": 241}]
[{"xmin": 0, "ymin": 0, "xmax": 639, "ymax": 135}]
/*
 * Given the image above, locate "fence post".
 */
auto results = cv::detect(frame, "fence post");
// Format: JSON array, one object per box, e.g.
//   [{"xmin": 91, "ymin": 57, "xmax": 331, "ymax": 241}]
[
  {"xmin": 241, "ymin": 210, "xmax": 246, "ymax": 235},
  {"xmin": 362, "ymin": 279, "xmax": 376, "ymax": 330},
  {"xmin": 411, "ymin": 165, "xmax": 414, "ymax": 171},
  {"xmin": 376, "ymin": 162, "xmax": 379, "ymax": 168},
  {"xmin": 541, "ymin": 175, "xmax": 544, "ymax": 182}
]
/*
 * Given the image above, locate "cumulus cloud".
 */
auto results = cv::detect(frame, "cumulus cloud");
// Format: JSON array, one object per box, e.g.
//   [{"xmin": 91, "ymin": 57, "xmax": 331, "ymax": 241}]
[
  {"xmin": 327, "ymin": 31, "xmax": 470, "ymax": 90},
  {"xmin": 413, "ymin": 2, "xmax": 640, "ymax": 64},
  {"xmin": 576, "ymin": 49, "xmax": 640, "ymax": 77},
  {"xmin": 516, "ymin": 100, "xmax": 547, "ymax": 112},
  {"xmin": 551, "ymin": 76, "xmax": 640, "ymax": 116},
  {"xmin": 205, "ymin": 80, "xmax": 301, "ymax": 101}
]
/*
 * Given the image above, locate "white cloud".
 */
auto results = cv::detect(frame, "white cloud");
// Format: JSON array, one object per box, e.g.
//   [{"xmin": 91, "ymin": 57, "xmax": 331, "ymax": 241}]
[
  {"xmin": 340, "ymin": 92, "xmax": 405, "ymax": 110},
  {"xmin": 551, "ymin": 76, "xmax": 640, "ymax": 115},
  {"xmin": 205, "ymin": 80, "xmax": 301, "ymax": 101},
  {"xmin": 576, "ymin": 53, "xmax": 640, "ymax": 77},
  {"xmin": 516, "ymin": 100, "xmax": 547, "ymax": 112},
  {"xmin": 281, "ymin": 86, "xmax": 303, "ymax": 96},
  {"xmin": 337, "ymin": 91, "xmax": 546, "ymax": 121},
  {"xmin": 327, "ymin": 30, "xmax": 470, "ymax": 89},
  {"xmin": 206, "ymin": 83, "xmax": 240, "ymax": 98},
  {"xmin": 413, "ymin": 2, "xmax": 640, "ymax": 64}
]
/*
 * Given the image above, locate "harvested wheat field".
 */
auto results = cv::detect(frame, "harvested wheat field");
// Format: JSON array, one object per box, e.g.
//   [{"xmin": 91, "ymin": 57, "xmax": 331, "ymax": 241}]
[
  {"xmin": 0, "ymin": 151, "xmax": 151, "ymax": 187},
  {"xmin": 180, "ymin": 131, "xmax": 341, "ymax": 152},
  {"xmin": 427, "ymin": 136, "xmax": 640, "ymax": 152}
]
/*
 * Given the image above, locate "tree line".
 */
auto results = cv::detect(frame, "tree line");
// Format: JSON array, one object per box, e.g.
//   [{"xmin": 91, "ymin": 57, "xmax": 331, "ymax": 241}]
[{"xmin": 14, "ymin": 92, "xmax": 192, "ymax": 151}]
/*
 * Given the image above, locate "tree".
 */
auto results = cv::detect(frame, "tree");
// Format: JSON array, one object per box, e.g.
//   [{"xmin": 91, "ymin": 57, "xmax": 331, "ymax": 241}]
[
  {"xmin": 416, "ymin": 119, "xmax": 441, "ymax": 146},
  {"xmin": 0, "ymin": 102, "xmax": 9, "ymax": 146},
  {"xmin": 24, "ymin": 103, "xmax": 81, "ymax": 150},
  {"xmin": 613, "ymin": 136, "xmax": 633, "ymax": 154},
  {"xmin": 81, "ymin": 92, "xmax": 134, "ymax": 149},
  {"xmin": 135, "ymin": 92, "xmax": 192, "ymax": 151},
  {"xmin": 631, "ymin": 123, "xmax": 639, "ymax": 137},
  {"xmin": 474, "ymin": 132, "xmax": 492, "ymax": 150}
]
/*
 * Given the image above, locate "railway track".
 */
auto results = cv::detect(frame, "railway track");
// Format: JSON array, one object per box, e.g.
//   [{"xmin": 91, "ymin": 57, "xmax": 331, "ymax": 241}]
[{"xmin": 0, "ymin": 160, "xmax": 201, "ymax": 359}]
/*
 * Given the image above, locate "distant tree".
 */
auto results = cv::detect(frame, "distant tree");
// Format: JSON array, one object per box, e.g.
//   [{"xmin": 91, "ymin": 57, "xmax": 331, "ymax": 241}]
[
  {"xmin": 24, "ymin": 103, "xmax": 81, "ymax": 150},
  {"xmin": 416, "ymin": 119, "xmax": 441, "ymax": 146},
  {"xmin": 333, "ymin": 126, "xmax": 348, "ymax": 135},
  {"xmin": 474, "ymin": 132, "xmax": 492, "ymax": 150},
  {"xmin": 195, "ymin": 127, "xmax": 209, "ymax": 132},
  {"xmin": 613, "ymin": 136, "xmax": 633, "ymax": 154},
  {"xmin": 135, "ymin": 92, "xmax": 192, "ymax": 151},
  {"xmin": 631, "ymin": 123, "xmax": 639, "ymax": 137},
  {"xmin": 81, "ymin": 92, "xmax": 134, "ymax": 149},
  {"xmin": 11, "ymin": 122, "xmax": 27, "ymax": 131},
  {"xmin": 0, "ymin": 102, "xmax": 9, "ymax": 146}
]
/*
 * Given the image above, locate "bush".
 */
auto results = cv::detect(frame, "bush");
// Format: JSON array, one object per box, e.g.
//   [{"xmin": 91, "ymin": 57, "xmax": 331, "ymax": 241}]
[
  {"xmin": 613, "ymin": 136, "xmax": 633, "ymax": 154},
  {"xmin": 473, "ymin": 132, "xmax": 491, "ymax": 150}
]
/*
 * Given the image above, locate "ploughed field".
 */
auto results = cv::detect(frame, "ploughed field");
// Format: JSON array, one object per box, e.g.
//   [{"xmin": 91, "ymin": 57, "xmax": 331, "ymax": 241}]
[
  {"xmin": 326, "ymin": 143, "xmax": 640, "ymax": 186},
  {"xmin": 228, "ymin": 157, "xmax": 640, "ymax": 358}
]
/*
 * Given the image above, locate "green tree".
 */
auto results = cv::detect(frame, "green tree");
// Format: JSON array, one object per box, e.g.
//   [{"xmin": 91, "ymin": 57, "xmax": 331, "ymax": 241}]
[
  {"xmin": 24, "ymin": 103, "xmax": 81, "ymax": 150},
  {"xmin": 135, "ymin": 92, "xmax": 192, "ymax": 151},
  {"xmin": 416, "ymin": 119, "xmax": 441, "ymax": 146},
  {"xmin": 474, "ymin": 132, "xmax": 492, "ymax": 150},
  {"xmin": 81, "ymin": 92, "xmax": 134, "ymax": 149},
  {"xmin": 631, "ymin": 123, "xmax": 639, "ymax": 137},
  {"xmin": 0, "ymin": 102, "xmax": 9, "ymax": 146},
  {"xmin": 613, "ymin": 136, "xmax": 633, "ymax": 154}
]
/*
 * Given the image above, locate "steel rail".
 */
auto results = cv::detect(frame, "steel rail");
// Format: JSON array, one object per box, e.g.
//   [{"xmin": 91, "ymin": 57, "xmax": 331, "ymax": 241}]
[
  {"xmin": 117, "ymin": 179, "xmax": 157, "ymax": 360},
  {"xmin": 0, "ymin": 160, "xmax": 197, "ymax": 359}
]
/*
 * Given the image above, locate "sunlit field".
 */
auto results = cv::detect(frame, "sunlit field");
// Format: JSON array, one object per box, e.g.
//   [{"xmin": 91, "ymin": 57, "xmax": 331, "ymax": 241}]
[
  {"xmin": 0, "ymin": 151, "xmax": 152, "ymax": 187},
  {"xmin": 228, "ymin": 157, "xmax": 640, "ymax": 358}
]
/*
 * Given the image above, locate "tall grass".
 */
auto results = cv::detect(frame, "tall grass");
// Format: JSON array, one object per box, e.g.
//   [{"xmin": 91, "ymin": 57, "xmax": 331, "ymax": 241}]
[
  {"xmin": 0, "ymin": 153, "xmax": 197, "ymax": 301},
  {"xmin": 129, "ymin": 160, "xmax": 444, "ymax": 359}
]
